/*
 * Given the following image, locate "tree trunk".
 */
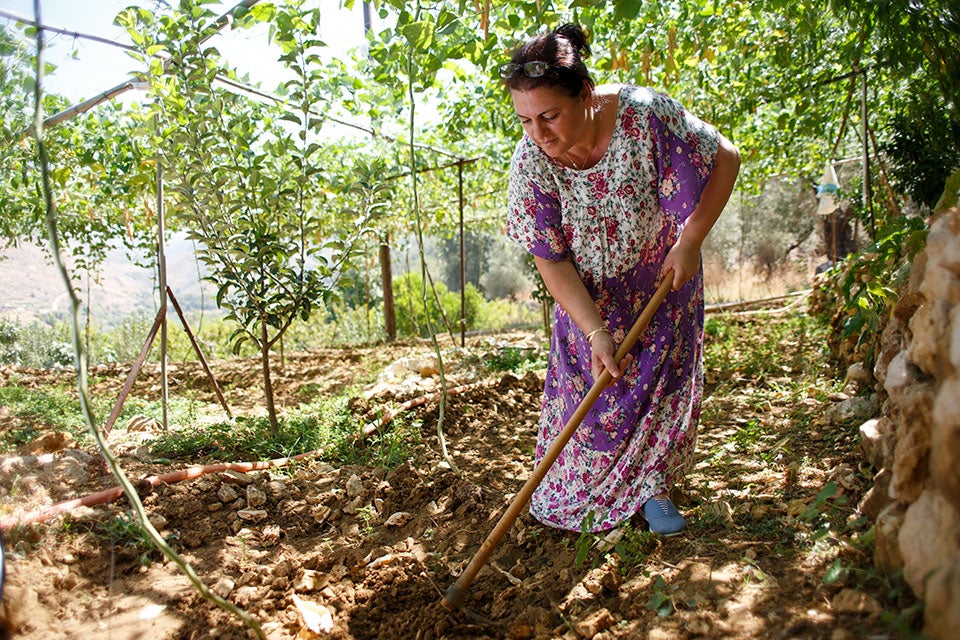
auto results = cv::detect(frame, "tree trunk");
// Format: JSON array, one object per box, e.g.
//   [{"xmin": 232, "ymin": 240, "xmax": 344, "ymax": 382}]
[
  {"xmin": 380, "ymin": 234, "xmax": 396, "ymax": 342},
  {"xmin": 260, "ymin": 322, "xmax": 280, "ymax": 435}
]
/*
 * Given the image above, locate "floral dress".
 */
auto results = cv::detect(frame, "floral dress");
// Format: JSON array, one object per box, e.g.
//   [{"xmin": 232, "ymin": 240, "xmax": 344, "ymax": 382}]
[{"xmin": 505, "ymin": 85, "xmax": 720, "ymax": 532}]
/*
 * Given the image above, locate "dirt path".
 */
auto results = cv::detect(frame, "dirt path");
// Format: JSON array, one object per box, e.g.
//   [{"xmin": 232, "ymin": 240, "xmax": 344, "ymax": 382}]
[{"xmin": 0, "ymin": 319, "xmax": 919, "ymax": 639}]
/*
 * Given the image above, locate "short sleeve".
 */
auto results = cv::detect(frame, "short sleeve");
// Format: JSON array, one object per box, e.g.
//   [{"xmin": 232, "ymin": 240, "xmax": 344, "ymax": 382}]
[
  {"xmin": 505, "ymin": 140, "xmax": 571, "ymax": 261},
  {"xmin": 646, "ymin": 90, "xmax": 720, "ymax": 221}
]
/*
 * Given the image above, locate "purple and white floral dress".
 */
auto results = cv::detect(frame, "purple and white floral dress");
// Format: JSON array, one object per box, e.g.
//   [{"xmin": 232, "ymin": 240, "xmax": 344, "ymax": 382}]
[{"xmin": 506, "ymin": 85, "xmax": 720, "ymax": 532}]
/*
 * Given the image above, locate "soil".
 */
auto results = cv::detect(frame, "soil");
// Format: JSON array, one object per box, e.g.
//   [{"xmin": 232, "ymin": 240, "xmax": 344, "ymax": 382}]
[{"xmin": 0, "ymin": 319, "xmax": 920, "ymax": 640}]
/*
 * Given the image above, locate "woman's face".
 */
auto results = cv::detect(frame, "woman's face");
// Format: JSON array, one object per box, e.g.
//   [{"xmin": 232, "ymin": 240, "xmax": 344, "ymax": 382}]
[{"xmin": 510, "ymin": 85, "xmax": 589, "ymax": 159}]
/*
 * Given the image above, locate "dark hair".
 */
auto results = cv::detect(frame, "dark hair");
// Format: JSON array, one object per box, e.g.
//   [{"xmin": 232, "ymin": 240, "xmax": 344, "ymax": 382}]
[{"xmin": 503, "ymin": 23, "xmax": 594, "ymax": 97}]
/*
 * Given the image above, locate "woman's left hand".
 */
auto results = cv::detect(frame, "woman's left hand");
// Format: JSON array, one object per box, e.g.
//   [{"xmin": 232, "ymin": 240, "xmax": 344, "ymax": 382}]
[
  {"xmin": 661, "ymin": 237, "xmax": 701, "ymax": 291},
  {"xmin": 590, "ymin": 332, "xmax": 633, "ymax": 386}
]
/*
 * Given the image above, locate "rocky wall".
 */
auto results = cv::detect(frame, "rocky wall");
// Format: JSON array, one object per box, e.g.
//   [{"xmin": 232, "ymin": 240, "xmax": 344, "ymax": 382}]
[{"xmin": 859, "ymin": 206, "xmax": 960, "ymax": 640}]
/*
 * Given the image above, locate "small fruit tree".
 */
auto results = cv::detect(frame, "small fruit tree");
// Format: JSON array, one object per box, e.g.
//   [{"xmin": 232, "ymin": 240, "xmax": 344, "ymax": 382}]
[{"xmin": 118, "ymin": 1, "xmax": 385, "ymax": 433}]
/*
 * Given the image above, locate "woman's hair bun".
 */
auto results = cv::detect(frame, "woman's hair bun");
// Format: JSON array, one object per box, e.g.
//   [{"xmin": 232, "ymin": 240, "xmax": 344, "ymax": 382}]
[{"xmin": 553, "ymin": 23, "xmax": 591, "ymax": 59}]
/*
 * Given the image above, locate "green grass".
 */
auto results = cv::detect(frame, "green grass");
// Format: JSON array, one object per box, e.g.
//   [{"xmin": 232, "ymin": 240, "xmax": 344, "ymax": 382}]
[
  {"xmin": 460, "ymin": 341, "xmax": 548, "ymax": 377},
  {"xmin": 148, "ymin": 394, "xmax": 421, "ymax": 470},
  {"xmin": 704, "ymin": 312, "xmax": 838, "ymax": 383},
  {"xmin": 0, "ymin": 380, "xmax": 207, "ymax": 453}
]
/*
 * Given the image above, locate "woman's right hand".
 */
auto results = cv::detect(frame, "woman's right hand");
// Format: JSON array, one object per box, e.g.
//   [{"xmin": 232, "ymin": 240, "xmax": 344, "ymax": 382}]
[{"xmin": 590, "ymin": 331, "xmax": 632, "ymax": 385}]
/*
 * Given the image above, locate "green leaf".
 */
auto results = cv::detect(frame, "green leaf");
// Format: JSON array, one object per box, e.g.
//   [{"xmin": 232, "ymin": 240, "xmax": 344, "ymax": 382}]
[
  {"xmin": 399, "ymin": 21, "xmax": 434, "ymax": 50},
  {"xmin": 823, "ymin": 559, "xmax": 846, "ymax": 585}
]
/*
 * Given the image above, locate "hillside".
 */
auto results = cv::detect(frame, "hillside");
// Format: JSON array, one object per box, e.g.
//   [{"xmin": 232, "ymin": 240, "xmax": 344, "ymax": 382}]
[{"xmin": 0, "ymin": 238, "xmax": 215, "ymax": 328}]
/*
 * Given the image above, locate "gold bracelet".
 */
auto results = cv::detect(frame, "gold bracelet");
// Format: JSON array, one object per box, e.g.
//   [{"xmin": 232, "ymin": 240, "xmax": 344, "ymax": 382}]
[{"xmin": 585, "ymin": 327, "xmax": 610, "ymax": 344}]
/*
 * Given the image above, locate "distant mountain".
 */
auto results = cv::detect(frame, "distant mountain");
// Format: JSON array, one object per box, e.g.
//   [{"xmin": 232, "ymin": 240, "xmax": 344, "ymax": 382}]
[{"xmin": 0, "ymin": 235, "xmax": 217, "ymax": 328}]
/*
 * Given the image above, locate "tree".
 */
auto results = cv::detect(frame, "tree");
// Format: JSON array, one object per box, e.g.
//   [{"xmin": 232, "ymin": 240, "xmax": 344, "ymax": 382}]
[{"xmin": 118, "ymin": 0, "xmax": 384, "ymax": 433}]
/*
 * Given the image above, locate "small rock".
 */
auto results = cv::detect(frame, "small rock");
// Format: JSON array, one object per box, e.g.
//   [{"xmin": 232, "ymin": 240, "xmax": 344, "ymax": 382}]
[
  {"xmin": 831, "ymin": 628, "xmax": 856, "ymax": 640},
  {"xmin": 23, "ymin": 431, "xmax": 74, "ymax": 454},
  {"xmin": 293, "ymin": 569, "xmax": 329, "ymax": 592},
  {"xmin": 845, "ymin": 362, "xmax": 872, "ymax": 386},
  {"xmin": 830, "ymin": 588, "xmax": 882, "ymax": 614},
  {"xmin": 54, "ymin": 569, "xmax": 80, "ymax": 591},
  {"xmin": 343, "ymin": 496, "xmax": 364, "ymax": 515},
  {"xmin": 213, "ymin": 577, "xmax": 235, "ymax": 598},
  {"xmin": 312, "ymin": 505, "xmax": 333, "ymax": 523},
  {"xmin": 273, "ymin": 559, "xmax": 295, "ymax": 578},
  {"xmin": 506, "ymin": 623, "xmax": 534, "ymax": 640},
  {"xmin": 261, "ymin": 524, "xmax": 281, "ymax": 546},
  {"xmin": 246, "ymin": 485, "xmax": 267, "ymax": 508},
  {"xmin": 687, "ymin": 617, "xmax": 711, "ymax": 635},
  {"xmin": 266, "ymin": 480, "xmax": 287, "ymax": 497},
  {"xmin": 572, "ymin": 608, "xmax": 615, "ymax": 638},
  {"xmin": 2, "ymin": 585, "xmax": 50, "ymax": 631},
  {"xmin": 221, "ymin": 470, "xmax": 255, "ymax": 486},
  {"xmin": 384, "ymin": 512, "xmax": 412, "ymax": 527},
  {"xmin": 148, "ymin": 513, "xmax": 168, "ymax": 530},
  {"xmin": 237, "ymin": 509, "xmax": 268, "ymax": 522},
  {"xmin": 345, "ymin": 474, "xmax": 364, "ymax": 498},
  {"xmin": 217, "ymin": 483, "xmax": 239, "ymax": 503}
]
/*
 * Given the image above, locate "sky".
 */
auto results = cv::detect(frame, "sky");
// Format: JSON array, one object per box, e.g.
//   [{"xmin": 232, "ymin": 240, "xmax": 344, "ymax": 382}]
[{"xmin": 0, "ymin": 0, "xmax": 370, "ymax": 102}]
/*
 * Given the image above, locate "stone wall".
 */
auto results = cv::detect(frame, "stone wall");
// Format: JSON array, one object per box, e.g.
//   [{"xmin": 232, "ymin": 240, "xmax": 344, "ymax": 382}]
[{"xmin": 859, "ymin": 206, "xmax": 960, "ymax": 640}]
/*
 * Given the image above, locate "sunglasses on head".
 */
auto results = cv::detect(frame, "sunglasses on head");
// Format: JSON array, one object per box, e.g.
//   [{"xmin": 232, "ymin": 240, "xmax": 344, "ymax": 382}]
[{"xmin": 499, "ymin": 61, "xmax": 551, "ymax": 79}]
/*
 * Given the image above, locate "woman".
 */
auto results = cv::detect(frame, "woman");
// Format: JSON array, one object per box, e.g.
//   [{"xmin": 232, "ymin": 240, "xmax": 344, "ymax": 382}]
[{"xmin": 503, "ymin": 24, "xmax": 740, "ymax": 535}]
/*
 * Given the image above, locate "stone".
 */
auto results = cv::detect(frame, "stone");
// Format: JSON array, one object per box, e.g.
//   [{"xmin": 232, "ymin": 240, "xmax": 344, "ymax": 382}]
[
  {"xmin": 846, "ymin": 361, "xmax": 873, "ymax": 387},
  {"xmin": 923, "ymin": 557, "xmax": 960, "ymax": 640},
  {"xmin": 891, "ymin": 383, "xmax": 935, "ymax": 503},
  {"xmin": 147, "ymin": 513, "xmax": 168, "ymax": 530},
  {"xmin": 22, "ymin": 431, "xmax": 74, "ymax": 454},
  {"xmin": 858, "ymin": 468, "xmax": 893, "ymax": 519},
  {"xmin": 883, "ymin": 351, "xmax": 924, "ymax": 401},
  {"xmin": 874, "ymin": 503, "xmax": 905, "ymax": 575},
  {"xmin": 217, "ymin": 483, "xmax": 239, "ymax": 503},
  {"xmin": 345, "ymin": 474, "xmax": 364, "ymax": 498},
  {"xmin": 246, "ymin": 485, "xmax": 267, "ymax": 508},
  {"xmin": 932, "ymin": 378, "xmax": 960, "ymax": 513},
  {"xmin": 384, "ymin": 511, "xmax": 412, "ymax": 527},
  {"xmin": 237, "ymin": 509, "xmax": 269, "ymax": 523},
  {"xmin": 824, "ymin": 396, "xmax": 879, "ymax": 426},
  {"xmin": 950, "ymin": 306, "xmax": 960, "ymax": 374},
  {"xmin": 220, "ymin": 469, "xmax": 255, "ymax": 486},
  {"xmin": 213, "ymin": 576, "xmax": 236, "ymax": 598},
  {"xmin": 571, "ymin": 607, "xmax": 615, "ymax": 638},
  {"xmin": 909, "ymin": 299, "xmax": 951, "ymax": 376},
  {"xmin": 875, "ymin": 319, "xmax": 905, "ymax": 386},
  {"xmin": 830, "ymin": 588, "xmax": 882, "ymax": 615},
  {"xmin": 922, "ymin": 212, "xmax": 960, "ymax": 304},
  {"xmin": 858, "ymin": 419, "xmax": 884, "ymax": 468},
  {"xmin": 1, "ymin": 584, "xmax": 50, "ymax": 632},
  {"xmin": 293, "ymin": 569, "xmax": 330, "ymax": 592},
  {"xmin": 899, "ymin": 489, "xmax": 960, "ymax": 598},
  {"xmin": 261, "ymin": 524, "xmax": 281, "ymax": 546}
]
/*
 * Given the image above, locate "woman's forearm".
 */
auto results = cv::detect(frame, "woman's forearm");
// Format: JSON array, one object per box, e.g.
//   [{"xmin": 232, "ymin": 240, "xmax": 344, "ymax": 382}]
[
  {"xmin": 534, "ymin": 256, "xmax": 603, "ymax": 334},
  {"xmin": 678, "ymin": 134, "xmax": 741, "ymax": 251}
]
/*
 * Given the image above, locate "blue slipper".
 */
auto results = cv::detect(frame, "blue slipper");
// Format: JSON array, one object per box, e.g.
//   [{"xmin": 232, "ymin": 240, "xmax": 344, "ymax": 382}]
[{"xmin": 643, "ymin": 497, "xmax": 687, "ymax": 536}]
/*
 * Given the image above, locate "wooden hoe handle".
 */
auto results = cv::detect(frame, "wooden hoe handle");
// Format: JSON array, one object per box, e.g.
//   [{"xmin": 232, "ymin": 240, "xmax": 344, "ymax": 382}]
[{"xmin": 442, "ymin": 271, "xmax": 675, "ymax": 610}]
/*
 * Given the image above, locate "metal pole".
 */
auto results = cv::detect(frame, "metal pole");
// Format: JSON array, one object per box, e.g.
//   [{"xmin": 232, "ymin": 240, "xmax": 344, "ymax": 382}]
[
  {"xmin": 157, "ymin": 165, "xmax": 169, "ymax": 430},
  {"xmin": 458, "ymin": 160, "xmax": 466, "ymax": 347},
  {"xmin": 362, "ymin": 2, "xmax": 372, "ymax": 33},
  {"xmin": 861, "ymin": 67, "xmax": 874, "ymax": 237}
]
